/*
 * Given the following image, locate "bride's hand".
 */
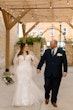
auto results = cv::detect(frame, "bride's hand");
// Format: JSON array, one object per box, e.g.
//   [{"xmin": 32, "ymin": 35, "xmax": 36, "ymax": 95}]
[
  {"xmin": 36, "ymin": 69, "xmax": 41, "ymax": 74},
  {"xmin": 10, "ymin": 72, "xmax": 14, "ymax": 76}
]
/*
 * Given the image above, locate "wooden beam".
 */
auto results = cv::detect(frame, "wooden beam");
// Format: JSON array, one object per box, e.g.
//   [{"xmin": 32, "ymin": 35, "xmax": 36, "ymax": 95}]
[
  {"xmin": 22, "ymin": 22, "xmax": 39, "ymax": 43},
  {"xmin": 2, "ymin": 8, "xmax": 30, "ymax": 29},
  {"xmin": 25, "ymin": 22, "xmax": 39, "ymax": 36},
  {"xmin": 10, "ymin": 7, "xmax": 73, "ymax": 10},
  {"xmin": 9, "ymin": 9, "xmax": 30, "ymax": 29},
  {"xmin": 67, "ymin": 22, "xmax": 73, "ymax": 28},
  {"xmin": 1, "ymin": 9, "xmax": 30, "ymax": 72},
  {"xmin": 43, "ymin": 28, "xmax": 49, "ymax": 34},
  {"xmin": 1, "ymin": 9, "xmax": 10, "ymax": 29},
  {"xmin": 22, "ymin": 24, "xmax": 26, "ymax": 43},
  {"xmin": 2, "ymin": 9, "xmax": 10, "ymax": 72},
  {"xmin": 5, "ymin": 29, "xmax": 10, "ymax": 72}
]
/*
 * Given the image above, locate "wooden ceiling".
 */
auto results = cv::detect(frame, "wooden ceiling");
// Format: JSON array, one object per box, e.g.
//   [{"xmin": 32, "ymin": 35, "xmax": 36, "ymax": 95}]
[{"xmin": 0, "ymin": 0, "xmax": 73, "ymax": 23}]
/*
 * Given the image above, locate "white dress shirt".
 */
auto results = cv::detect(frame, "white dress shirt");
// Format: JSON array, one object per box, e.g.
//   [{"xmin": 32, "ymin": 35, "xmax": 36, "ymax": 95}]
[{"xmin": 51, "ymin": 47, "xmax": 58, "ymax": 55}]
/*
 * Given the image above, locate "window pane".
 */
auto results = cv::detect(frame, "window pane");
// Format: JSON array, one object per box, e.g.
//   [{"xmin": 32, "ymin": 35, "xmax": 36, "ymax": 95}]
[
  {"xmin": 62, "ymin": 27, "xmax": 68, "ymax": 36},
  {"xmin": 50, "ymin": 28, "xmax": 54, "ymax": 37}
]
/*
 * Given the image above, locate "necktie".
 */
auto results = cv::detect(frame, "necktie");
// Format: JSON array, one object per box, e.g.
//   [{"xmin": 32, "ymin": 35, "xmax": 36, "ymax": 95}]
[{"xmin": 51, "ymin": 49, "xmax": 54, "ymax": 56}]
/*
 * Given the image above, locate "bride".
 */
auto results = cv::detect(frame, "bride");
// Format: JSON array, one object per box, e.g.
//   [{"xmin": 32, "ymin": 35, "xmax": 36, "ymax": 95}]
[{"xmin": 12, "ymin": 43, "xmax": 44, "ymax": 106}]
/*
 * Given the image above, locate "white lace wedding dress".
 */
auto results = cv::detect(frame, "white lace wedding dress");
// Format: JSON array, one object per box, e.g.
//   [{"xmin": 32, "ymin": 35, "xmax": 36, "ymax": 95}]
[{"xmin": 12, "ymin": 54, "xmax": 44, "ymax": 106}]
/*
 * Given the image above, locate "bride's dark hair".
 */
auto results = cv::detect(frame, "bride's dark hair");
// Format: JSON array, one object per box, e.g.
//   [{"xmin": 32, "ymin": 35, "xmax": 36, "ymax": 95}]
[{"xmin": 17, "ymin": 43, "xmax": 29, "ymax": 56}]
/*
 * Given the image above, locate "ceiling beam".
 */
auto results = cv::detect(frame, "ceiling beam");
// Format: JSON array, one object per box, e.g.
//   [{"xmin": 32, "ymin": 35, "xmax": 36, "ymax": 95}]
[
  {"xmin": 1, "ymin": 9, "xmax": 10, "ymax": 29},
  {"xmin": 25, "ymin": 22, "xmax": 39, "ymax": 36},
  {"xmin": 2, "ymin": 9, "xmax": 30, "ymax": 29},
  {"xmin": 67, "ymin": 22, "xmax": 73, "ymax": 28},
  {"xmin": 50, "ymin": 1, "xmax": 55, "ymax": 22},
  {"xmin": 10, "ymin": 7, "xmax": 73, "ymax": 10},
  {"xmin": 9, "ymin": 9, "xmax": 30, "ymax": 29},
  {"xmin": 22, "ymin": 24, "xmax": 26, "ymax": 43}
]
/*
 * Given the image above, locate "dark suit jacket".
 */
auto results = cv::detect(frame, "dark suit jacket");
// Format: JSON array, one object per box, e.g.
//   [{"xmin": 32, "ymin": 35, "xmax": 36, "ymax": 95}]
[{"xmin": 37, "ymin": 48, "xmax": 68, "ymax": 77}]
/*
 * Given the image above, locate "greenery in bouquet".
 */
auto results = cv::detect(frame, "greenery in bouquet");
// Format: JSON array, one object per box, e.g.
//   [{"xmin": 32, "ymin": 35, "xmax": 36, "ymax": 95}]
[{"xmin": 3, "ymin": 74, "xmax": 14, "ymax": 85}]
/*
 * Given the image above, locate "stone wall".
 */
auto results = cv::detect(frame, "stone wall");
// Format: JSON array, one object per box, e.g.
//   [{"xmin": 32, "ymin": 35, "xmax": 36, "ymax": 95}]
[
  {"xmin": 0, "ymin": 11, "xmax": 6, "ymax": 55},
  {"xmin": 0, "ymin": 11, "xmax": 18, "ymax": 65},
  {"xmin": 10, "ymin": 24, "xmax": 18, "ymax": 64},
  {"xmin": 32, "ymin": 42, "xmax": 41, "ymax": 59},
  {"xmin": 65, "ymin": 43, "xmax": 73, "ymax": 66}
]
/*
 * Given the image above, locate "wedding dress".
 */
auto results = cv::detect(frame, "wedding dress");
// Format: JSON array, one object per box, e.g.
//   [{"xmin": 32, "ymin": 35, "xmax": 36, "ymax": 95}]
[{"xmin": 12, "ymin": 54, "xmax": 44, "ymax": 106}]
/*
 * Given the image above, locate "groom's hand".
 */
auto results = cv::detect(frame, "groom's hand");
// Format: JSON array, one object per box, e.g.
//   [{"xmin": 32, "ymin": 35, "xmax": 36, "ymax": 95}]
[
  {"xmin": 62, "ymin": 72, "xmax": 67, "ymax": 77},
  {"xmin": 37, "ymin": 69, "xmax": 41, "ymax": 74}
]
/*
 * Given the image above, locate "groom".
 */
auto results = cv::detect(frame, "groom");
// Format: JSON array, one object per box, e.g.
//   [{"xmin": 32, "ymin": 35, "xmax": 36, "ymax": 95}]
[{"xmin": 37, "ymin": 40, "xmax": 68, "ymax": 107}]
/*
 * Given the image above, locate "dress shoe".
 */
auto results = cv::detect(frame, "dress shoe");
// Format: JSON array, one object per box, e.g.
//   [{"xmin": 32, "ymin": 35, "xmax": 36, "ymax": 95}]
[
  {"xmin": 45, "ymin": 99, "xmax": 49, "ymax": 104},
  {"xmin": 52, "ymin": 102, "xmax": 57, "ymax": 107}
]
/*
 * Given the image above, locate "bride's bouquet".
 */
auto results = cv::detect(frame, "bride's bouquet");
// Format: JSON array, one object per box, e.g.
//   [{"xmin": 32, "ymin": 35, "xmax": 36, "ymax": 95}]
[{"xmin": 3, "ymin": 73, "xmax": 14, "ymax": 85}]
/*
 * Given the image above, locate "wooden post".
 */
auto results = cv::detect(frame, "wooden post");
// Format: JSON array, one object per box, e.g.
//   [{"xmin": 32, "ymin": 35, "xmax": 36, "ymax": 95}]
[
  {"xmin": 1, "ymin": 9, "xmax": 30, "ymax": 73},
  {"xmin": 2, "ymin": 9, "xmax": 10, "ymax": 72},
  {"xmin": 5, "ymin": 29, "xmax": 10, "ymax": 72},
  {"xmin": 59, "ymin": 24, "xmax": 62, "ymax": 47},
  {"xmin": 22, "ymin": 22, "xmax": 39, "ymax": 43},
  {"xmin": 22, "ymin": 24, "xmax": 26, "ymax": 43}
]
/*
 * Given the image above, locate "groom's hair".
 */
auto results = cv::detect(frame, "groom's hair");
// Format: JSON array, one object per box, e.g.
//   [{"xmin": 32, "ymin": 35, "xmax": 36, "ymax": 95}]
[{"xmin": 50, "ymin": 40, "xmax": 58, "ymax": 44}]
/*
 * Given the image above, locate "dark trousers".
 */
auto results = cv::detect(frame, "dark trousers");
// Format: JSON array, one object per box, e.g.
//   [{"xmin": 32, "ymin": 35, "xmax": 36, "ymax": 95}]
[{"xmin": 44, "ymin": 76, "xmax": 62, "ymax": 103}]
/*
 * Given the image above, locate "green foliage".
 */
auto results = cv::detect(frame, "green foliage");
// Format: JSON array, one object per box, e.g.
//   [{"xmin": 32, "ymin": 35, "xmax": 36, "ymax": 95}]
[
  {"xmin": 16, "ymin": 35, "xmax": 46, "ymax": 47},
  {"xmin": 16, "ymin": 37, "xmax": 23, "ymax": 45},
  {"xmin": 26, "ymin": 36, "xmax": 34, "ymax": 45}
]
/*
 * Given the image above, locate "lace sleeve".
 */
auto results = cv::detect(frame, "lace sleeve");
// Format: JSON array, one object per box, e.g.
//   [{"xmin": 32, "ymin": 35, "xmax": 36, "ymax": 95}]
[
  {"xmin": 11, "ymin": 54, "xmax": 19, "ymax": 74},
  {"xmin": 30, "ymin": 52, "xmax": 39, "ymax": 67},
  {"xmin": 13, "ymin": 49, "xmax": 20, "ymax": 65}
]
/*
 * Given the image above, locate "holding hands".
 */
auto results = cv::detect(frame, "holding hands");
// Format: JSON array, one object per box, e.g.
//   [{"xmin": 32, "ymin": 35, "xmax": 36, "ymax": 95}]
[
  {"xmin": 62, "ymin": 72, "xmax": 67, "ymax": 77},
  {"xmin": 36, "ymin": 69, "xmax": 41, "ymax": 74}
]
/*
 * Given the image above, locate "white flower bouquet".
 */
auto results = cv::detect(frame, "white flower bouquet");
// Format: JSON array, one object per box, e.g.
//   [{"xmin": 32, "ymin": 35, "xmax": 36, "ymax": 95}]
[{"xmin": 3, "ymin": 73, "xmax": 14, "ymax": 85}]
